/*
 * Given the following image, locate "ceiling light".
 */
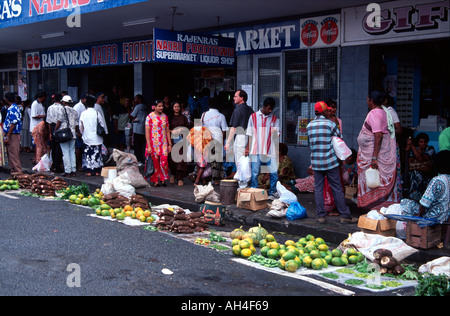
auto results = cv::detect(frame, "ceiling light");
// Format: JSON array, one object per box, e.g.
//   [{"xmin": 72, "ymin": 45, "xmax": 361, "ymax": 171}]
[
  {"xmin": 41, "ymin": 31, "xmax": 66, "ymax": 39},
  {"xmin": 123, "ymin": 18, "xmax": 157, "ymax": 27}
]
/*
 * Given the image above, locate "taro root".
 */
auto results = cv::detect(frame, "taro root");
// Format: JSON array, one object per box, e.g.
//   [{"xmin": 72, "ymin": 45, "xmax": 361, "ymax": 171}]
[
  {"xmin": 393, "ymin": 265, "xmax": 406, "ymax": 275},
  {"xmin": 373, "ymin": 248, "xmax": 393, "ymax": 260},
  {"xmin": 380, "ymin": 256, "xmax": 398, "ymax": 269},
  {"xmin": 380, "ymin": 267, "xmax": 388, "ymax": 274}
]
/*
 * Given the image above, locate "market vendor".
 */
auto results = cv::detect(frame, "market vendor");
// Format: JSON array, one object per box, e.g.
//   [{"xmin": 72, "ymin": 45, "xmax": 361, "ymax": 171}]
[{"xmin": 400, "ymin": 150, "xmax": 450, "ymax": 224}]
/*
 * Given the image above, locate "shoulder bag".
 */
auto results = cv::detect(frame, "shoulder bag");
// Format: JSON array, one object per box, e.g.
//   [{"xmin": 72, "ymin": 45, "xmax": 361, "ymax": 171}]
[
  {"xmin": 53, "ymin": 107, "xmax": 73, "ymax": 143},
  {"xmin": 96, "ymin": 112, "xmax": 106, "ymax": 137}
]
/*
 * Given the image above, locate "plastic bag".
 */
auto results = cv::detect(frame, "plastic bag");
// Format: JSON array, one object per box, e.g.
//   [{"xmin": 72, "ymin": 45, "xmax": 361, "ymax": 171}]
[
  {"xmin": 286, "ymin": 202, "xmax": 307, "ymax": 221},
  {"xmin": 276, "ymin": 181, "xmax": 298, "ymax": 204},
  {"xmin": 332, "ymin": 136, "xmax": 352, "ymax": 160},
  {"xmin": 193, "ymin": 182, "xmax": 220, "ymax": 203},
  {"xmin": 267, "ymin": 199, "xmax": 289, "ymax": 218},
  {"xmin": 101, "ymin": 178, "xmax": 115, "ymax": 195},
  {"xmin": 32, "ymin": 153, "xmax": 52, "ymax": 172},
  {"xmin": 112, "ymin": 172, "xmax": 135, "ymax": 198},
  {"xmin": 380, "ymin": 204, "xmax": 406, "ymax": 239},
  {"xmin": 234, "ymin": 156, "xmax": 251, "ymax": 183}
]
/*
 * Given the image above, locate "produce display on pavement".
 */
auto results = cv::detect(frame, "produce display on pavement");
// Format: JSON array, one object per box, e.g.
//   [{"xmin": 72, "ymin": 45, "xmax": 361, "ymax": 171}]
[{"xmin": 1, "ymin": 174, "xmax": 447, "ymax": 296}]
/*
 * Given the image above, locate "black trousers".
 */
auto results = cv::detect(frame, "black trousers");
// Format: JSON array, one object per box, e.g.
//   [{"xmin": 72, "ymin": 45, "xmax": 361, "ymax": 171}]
[
  {"xmin": 50, "ymin": 124, "xmax": 64, "ymax": 172},
  {"xmin": 133, "ymin": 133, "xmax": 146, "ymax": 164}
]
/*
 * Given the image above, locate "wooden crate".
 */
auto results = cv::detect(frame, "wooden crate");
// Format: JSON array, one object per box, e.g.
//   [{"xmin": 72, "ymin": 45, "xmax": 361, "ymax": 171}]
[{"xmin": 406, "ymin": 222, "xmax": 443, "ymax": 249}]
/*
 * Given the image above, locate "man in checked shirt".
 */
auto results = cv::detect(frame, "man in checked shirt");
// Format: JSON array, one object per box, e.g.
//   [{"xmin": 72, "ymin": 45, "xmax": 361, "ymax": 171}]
[{"xmin": 307, "ymin": 101, "xmax": 357, "ymax": 224}]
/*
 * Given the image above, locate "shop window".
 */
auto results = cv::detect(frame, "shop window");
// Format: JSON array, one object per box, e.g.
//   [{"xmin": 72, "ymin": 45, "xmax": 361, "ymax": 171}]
[
  {"xmin": 283, "ymin": 47, "xmax": 339, "ymax": 146},
  {"xmin": 1, "ymin": 70, "xmax": 18, "ymax": 96},
  {"xmin": 256, "ymin": 56, "xmax": 281, "ymax": 111}
]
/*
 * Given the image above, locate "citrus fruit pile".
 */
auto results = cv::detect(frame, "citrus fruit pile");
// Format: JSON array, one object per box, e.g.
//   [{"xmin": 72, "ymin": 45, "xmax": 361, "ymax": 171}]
[
  {"xmin": 95, "ymin": 203, "xmax": 155, "ymax": 223},
  {"xmin": 0, "ymin": 179, "xmax": 20, "ymax": 191},
  {"xmin": 69, "ymin": 188, "xmax": 103, "ymax": 207},
  {"xmin": 230, "ymin": 224, "xmax": 366, "ymax": 274}
]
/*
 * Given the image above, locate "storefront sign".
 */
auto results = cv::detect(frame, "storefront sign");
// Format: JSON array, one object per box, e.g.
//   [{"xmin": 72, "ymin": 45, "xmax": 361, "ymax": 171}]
[
  {"xmin": 0, "ymin": 0, "xmax": 147, "ymax": 28},
  {"xmin": 28, "ymin": 38, "xmax": 153, "ymax": 70},
  {"xmin": 153, "ymin": 28, "xmax": 236, "ymax": 67},
  {"xmin": 210, "ymin": 20, "xmax": 299, "ymax": 55},
  {"xmin": 300, "ymin": 15, "xmax": 341, "ymax": 49},
  {"xmin": 342, "ymin": 0, "xmax": 450, "ymax": 46}
]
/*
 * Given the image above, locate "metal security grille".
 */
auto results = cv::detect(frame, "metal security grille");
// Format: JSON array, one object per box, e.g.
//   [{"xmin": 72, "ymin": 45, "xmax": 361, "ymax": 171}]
[
  {"xmin": 283, "ymin": 47, "xmax": 339, "ymax": 145},
  {"xmin": 257, "ymin": 56, "xmax": 281, "ymax": 111},
  {"xmin": 42, "ymin": 69, "xmax": 60, "ymax": 97},
  {"xmin": 396, "ymin": 54, "xmax": 414, "ymax": 128}
]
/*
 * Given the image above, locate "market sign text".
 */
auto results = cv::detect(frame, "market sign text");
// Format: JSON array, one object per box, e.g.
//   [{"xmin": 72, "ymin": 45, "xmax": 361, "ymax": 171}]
[
  {"xmin": 33, "ymin": 39, "xmax": 153, "ymax": 70},
  {"xmin": 153, "ymin": 28, "xmax": 236, "ymax": 67},
  {"xmin": 0, "ymin": 0, "xmax": 147, "ymax": 28},
  {"xmin": 363, "ymin": 0, "xmax": 450, "ymax": 35}
]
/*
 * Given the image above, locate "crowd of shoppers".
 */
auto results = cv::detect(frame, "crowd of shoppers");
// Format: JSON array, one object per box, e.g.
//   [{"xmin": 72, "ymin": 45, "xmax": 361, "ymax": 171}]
[{"xmin": 1, "ymin": 85, "xmax": 448, "ymax": 224}]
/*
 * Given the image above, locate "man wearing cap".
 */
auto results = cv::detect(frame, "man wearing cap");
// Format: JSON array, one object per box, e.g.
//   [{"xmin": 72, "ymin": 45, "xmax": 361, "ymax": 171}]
[
  {"xmin": 55, "ymin": 95, "xmax": 80, "ymax": 176},
  {"xmin": 307, "ymin": 101, "xmax": 355, "ymax": 224},
  {"xmin": 46, "ymin": 93, "xmax": 64, "ymax": 173}
]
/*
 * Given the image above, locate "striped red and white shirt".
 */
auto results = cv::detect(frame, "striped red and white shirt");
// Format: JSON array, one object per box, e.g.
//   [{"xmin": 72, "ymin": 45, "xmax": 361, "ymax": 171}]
[{"xmin": 246, "ymin": 110, "xmax": 280, "ymax": 157}]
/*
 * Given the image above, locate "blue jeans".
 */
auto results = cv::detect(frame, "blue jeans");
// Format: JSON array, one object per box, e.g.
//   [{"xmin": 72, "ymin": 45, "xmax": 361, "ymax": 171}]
[{"xmin": 250, "ymin": 154, "xmax": 278, "ymax": 195}]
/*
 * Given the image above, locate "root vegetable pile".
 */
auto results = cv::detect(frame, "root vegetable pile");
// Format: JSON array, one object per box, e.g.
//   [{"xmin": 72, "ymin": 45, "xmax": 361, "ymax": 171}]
[{"xmin": 155, "ymin": 208, "xmax": 209, "ymax": 234}]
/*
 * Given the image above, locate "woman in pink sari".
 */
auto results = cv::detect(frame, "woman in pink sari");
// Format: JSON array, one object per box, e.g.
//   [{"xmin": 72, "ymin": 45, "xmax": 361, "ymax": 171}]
[{"xmin": 357, "ymin": 91, "xmax": 398, "ymax": 210}]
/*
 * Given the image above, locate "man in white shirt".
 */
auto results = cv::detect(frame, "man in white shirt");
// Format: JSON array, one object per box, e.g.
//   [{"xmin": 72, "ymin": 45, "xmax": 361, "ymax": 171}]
[
  {"xmin": 201, "ymin": 97, "xmax": 228, "ymax": 184},
  {"xmin": 246, "ymin": 97, "xmax": 280, "ymax": 198},
  {"xmin": 30, "ymin": 91, "xmax": 47, "ymax": 134},
  {"xmin": 73, "ymin": 94, "xmax": 87, "ymax": 119}
]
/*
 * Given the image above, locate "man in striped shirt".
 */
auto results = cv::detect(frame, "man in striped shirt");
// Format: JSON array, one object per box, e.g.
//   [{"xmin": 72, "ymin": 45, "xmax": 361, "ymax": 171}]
[
  {"xmin": 307, "ymin": 101, "xmax": 355, "ymax": 223},
  {"xmin": 246, "ymin": 97, "xmax": 280, "ymax": 198}
]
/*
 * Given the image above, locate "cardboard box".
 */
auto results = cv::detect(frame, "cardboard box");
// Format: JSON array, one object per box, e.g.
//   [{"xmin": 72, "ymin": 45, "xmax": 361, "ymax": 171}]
[
  {"xmin": 101, "ymin": 167, "xmax": 117, "ymax": 178},
  {"xmin": 357, "ymin": 214, "xmax": 397, "ymax": 237},
  {"xmin": 236, "ymin": 188, "xmax": 268, "ymax": 211}
]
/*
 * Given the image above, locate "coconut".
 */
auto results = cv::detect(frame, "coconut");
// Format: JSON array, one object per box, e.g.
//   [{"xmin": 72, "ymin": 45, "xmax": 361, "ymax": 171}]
[
  {"xmin": 373, "ymin": 248, "xmax": 393, "ymax": 260},
  {"xmin": 393, "ymin": 265, "xmax": 406, "ymax": 275},
  {"xmin": 380, "ymin": 256, "xmax": 398, "ymax": 269}
]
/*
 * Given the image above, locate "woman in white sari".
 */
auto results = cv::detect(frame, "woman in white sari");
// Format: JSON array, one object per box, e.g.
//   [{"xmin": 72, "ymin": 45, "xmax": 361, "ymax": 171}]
[{"xmin": 357, "ymin": 91, "xmax": 399, "ymax": 210}]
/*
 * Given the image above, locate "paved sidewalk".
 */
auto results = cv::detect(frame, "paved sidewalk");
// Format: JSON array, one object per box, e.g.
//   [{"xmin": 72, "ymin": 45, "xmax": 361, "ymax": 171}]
[{"xmin": 1, "ymin": 150, "xmax": 448, "ymax": 264}]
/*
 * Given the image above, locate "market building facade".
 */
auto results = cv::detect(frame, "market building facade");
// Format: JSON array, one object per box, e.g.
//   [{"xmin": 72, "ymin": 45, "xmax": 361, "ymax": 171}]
[{"xmin": 1, "ymin": 0, "xmax": 449, "ymax": 177}]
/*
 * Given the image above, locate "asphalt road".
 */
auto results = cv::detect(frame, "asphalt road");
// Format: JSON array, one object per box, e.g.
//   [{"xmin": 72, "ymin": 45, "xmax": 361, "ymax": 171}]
[{"xmin": 0, "ymin": 186, "xmax": 416, "ymax": 299}]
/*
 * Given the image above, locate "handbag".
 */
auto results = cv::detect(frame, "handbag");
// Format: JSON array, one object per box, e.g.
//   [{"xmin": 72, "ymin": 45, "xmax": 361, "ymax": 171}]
[
  {"xmin": 144, "ymin": 156, "xmax": 155, "ymax": 178},
  {"xmin": 52, "ymin": 107, "xmax": 73, "ymax": 143},
  {"xmin": 96, "ymin": 112, "xmax": 106, "ymax": 137},
  {"xmin": 345, "ymin": 177, "xmax": 358, "ymax": 200}
]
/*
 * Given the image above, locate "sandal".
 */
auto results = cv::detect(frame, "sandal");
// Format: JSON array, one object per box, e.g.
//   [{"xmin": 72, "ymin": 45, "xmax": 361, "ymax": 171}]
[
  {"xmin": 161, "ymin": 181, "xmax": 167, "ymax": 187},
  {"xmin": 86, "ymin": 173, "xmax": 92, "ymax": 177},
  {"xmin": 152, "ymin": 182, "xmax": 159, "ymax": 187}
]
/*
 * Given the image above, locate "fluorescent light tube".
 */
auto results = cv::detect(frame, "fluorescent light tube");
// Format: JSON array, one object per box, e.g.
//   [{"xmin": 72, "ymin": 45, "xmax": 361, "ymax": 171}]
[
  {"xmin": 42, "ymin": 32, "xmax": 66, "ymax": 39},
  {"xmin": 123, "ymin": 18, "xmax": 156, "ymax": 27}
]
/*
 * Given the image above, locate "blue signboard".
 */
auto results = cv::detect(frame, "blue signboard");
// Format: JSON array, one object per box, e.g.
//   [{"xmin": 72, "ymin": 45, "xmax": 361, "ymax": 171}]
[
  {"xmin": 153, "ymin": 28, "xmax": 236, "ymax": 67},
  {"xmin": 30, "ymin": 38, "xmax": 153, "ymax": 69},
  {"xmin": 206, "ymin": 20, "xmax": 301, "ymax": 55},
  {"xmin": 0, "ymin": 0, "xmax": 148, "ymax": 29}
]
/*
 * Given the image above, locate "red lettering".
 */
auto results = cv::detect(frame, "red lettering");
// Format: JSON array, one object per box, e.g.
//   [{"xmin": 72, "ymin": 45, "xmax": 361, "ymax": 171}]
[
  {"xmin": 29, "ymin": 0, "xmax": 41, "ymax": 15},
  {"xmin": 41, "ymin": 0, "xmax": 53, "ymax": 13}
]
